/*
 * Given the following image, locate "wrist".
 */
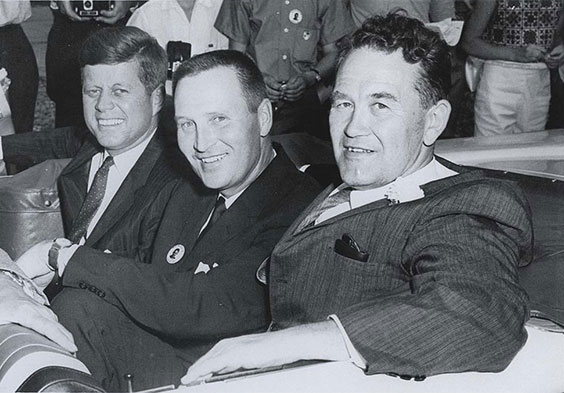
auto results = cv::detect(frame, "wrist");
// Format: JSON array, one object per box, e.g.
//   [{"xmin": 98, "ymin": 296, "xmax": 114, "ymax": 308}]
[{"xmin": 48, "ymin": 238, "xmax": 74, "ymax": 275}]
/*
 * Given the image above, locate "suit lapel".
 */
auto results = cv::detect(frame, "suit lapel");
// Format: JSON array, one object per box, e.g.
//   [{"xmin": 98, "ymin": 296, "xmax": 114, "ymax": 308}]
[
  {"xmin": 85, "ymin": 135, "xmax": 164, "ymax": 246},
  {"xmin": 58, "ymin": 139, "xmax": 99, "ymax": 226}
]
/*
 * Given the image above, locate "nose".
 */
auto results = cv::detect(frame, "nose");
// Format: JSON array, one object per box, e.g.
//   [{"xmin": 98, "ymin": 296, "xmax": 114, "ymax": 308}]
[
  {"xmin": 193, "ymin": 126, "xmax": 216, "ymax": 152},
  {"xmin": 343, "ymin": 106, "xmax": 371, "ymax": 138},
  {"xmin": 95, "ymin": 91, "xmax": 114, "ymax": 112}
]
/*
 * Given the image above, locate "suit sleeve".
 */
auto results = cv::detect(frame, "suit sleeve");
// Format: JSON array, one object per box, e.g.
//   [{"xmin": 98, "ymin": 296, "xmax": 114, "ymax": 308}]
[
  {"xmin": 62, "ymin": 176, "xmax": 320, "ymax": 341},
  {"xmin": 2, "ymin": 126, "xmax": 88, "ymax": 167},
  {"xmin": 337, "ymin": 182, "xmax": 532, "ymax": 376}
]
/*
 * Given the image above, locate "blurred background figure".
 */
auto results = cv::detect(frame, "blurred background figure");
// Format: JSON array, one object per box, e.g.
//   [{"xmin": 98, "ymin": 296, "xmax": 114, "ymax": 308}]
[
  {"xmin": 127, "ymin": 0, "xmax": 228, "ymax": 97},
  {"xmin": 46, "ymin": 0, "xmax": 136, "ymax": 128},
  {"xmin": 127, "ymin": 0, "xmax": 227, "ymax": 54},
  {"xmin": 215, "ymin": 0, "xmax": 354, "ymax": 139},
  {"xmin": 349, "ymin": 0, "xmax": 455, "ymax": 27},
  {"xmin": 0, "ymin": 0, "xmax": 39, "ymax": 135},
  {"xmin": 461, "ymin": 0, "xmax": 563, "ymax": 136}
]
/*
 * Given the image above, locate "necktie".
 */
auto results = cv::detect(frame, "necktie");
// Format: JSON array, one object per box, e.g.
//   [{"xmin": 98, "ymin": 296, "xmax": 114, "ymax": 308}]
[
  {"xmin": 299, "ymin": 187, "xmax": 353, "ymax": 230},
  {"xmin": 68, "ymin": 156, "xmax": 114, "ymax": 243},
  {"xmin": 198, "ymin": 196, "xmax": 227, "ymax": 239}
]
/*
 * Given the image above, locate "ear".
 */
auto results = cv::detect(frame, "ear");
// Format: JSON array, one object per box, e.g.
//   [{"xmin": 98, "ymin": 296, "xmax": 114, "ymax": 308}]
[
  {"xmin": 422, "ymin": 99, "xmax": 451, "ymax": 147},
  {"xmin": 257, "ymin": 98, "xmax": 273, "ymax": 137},
  {"xmin": 150, "ymin": 84, "xmax": 165, "ymax": 116}
]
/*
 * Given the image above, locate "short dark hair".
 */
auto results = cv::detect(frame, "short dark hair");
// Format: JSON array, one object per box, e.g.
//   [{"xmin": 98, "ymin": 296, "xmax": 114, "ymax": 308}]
[
  {"xmin": 80, "ymin": 26, "xmax": 167, "ymax": 93},
  {"xmin": 173, "ymin": 50, "xmax": 267, "ymax": 112},
  {"xmin": 339, "ymin": 13, "xmax": 450, "ymax": 108}
]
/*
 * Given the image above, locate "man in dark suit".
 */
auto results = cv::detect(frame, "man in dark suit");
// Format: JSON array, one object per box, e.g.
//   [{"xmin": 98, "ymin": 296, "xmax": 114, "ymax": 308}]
[
  {"xmin": 15, "ymin": 50, "xmax": 321, "ymax": 391},
  {"xmin": 0, "ymin": 26, "xmax": 179, "ymax": 262},
  {"xmin": 183, "ymin": 14, "xmax": 533, "ymax": 383}
]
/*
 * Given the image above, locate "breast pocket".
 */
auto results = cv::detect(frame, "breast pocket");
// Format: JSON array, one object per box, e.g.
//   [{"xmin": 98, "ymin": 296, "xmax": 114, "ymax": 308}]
[{"xmin": 293, "ymin": 27, "xmax": 320, "ymax": 63}]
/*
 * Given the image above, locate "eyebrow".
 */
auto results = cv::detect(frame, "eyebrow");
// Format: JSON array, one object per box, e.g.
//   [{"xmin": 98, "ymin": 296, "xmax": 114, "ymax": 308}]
[
  {"xmin": 330, "ymin": 90, "xmax": 399, "ymax": 102},
  {"xmin": 370, "ymin": 92, "xmax": 398, "ymax": 102},
  {"xmin": 330, "ymin": 91, "xmax": 349, "ymax": 102}
]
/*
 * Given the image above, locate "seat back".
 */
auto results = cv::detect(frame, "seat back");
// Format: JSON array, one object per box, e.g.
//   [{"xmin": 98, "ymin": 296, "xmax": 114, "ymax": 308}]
[
  {"xmin": 0, "ymin": 324, "xmax": 103, "ymax": 392},
  {"xmin": 0, "ymin": 159, "xmax": 69, "ymax": 259}
]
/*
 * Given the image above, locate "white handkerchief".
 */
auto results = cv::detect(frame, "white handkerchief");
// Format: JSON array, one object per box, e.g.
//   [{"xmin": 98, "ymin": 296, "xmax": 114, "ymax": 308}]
[
  {"xmin": 104, "ymin": 249, "xmax": 112, "ymax": 254},
  {"xmin": 195, "ymin": 261, "xmax": 210, "ymax": 275},
  {"xmin": 425, "ymin": 18, "xmax": 464, "ymax": 46}
]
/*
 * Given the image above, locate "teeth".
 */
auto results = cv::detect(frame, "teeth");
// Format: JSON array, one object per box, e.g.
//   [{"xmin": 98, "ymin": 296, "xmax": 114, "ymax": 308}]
[
  {"xmin": 201, "ymin": 154, "xmax": 227, "ymax": 164},
  {"xmin": 346, "ymin": 147, "xmax": 374, "ymax": 153},
  {"xmin": 98, "ymin": 119, "xmax": 124, "ymax": 126}
]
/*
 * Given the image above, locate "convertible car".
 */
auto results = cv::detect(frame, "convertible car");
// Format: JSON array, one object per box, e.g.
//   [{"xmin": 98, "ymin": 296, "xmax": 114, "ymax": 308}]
[{"xmin": 1, "ymin": 130, "xmax": 563, "ymax": 392}]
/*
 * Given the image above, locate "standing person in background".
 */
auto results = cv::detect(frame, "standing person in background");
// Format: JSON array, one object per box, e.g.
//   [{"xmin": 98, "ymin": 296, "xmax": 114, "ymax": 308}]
[
  {"xmin": 348, "ymin": 0, "xmax": 455, "ymax": 27},
  {"xmin": 215, "ymin": 0, "xmax": 354, "ymax": 139},
  {"xmin": 46, "ymin": 0, "xmax": 137, "ymax": 128},
  {"xmin": 461, "ymin": 0, "xmax": 563, "ymax": 136},
  {"xmin": 0, "ymin": 0, "xmax": 38, "ymax": 135},
  {"xmin": 127, "ymin": 0, "xmax": 227, "ymax": 55}
]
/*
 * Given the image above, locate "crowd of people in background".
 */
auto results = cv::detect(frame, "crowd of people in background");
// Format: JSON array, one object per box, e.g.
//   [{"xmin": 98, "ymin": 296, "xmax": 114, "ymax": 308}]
[{"xmin": 1, "ymin": 0, "xmax": 563, "ymax": 145}]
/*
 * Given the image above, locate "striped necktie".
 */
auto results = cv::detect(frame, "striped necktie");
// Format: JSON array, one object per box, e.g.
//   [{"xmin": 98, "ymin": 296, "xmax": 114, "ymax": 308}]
[{"xmin": 299, "ymin": 187, "xmax": 353, "ymax": 230}]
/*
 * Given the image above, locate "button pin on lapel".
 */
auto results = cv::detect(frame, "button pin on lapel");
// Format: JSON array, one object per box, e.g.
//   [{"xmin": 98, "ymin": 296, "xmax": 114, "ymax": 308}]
[{"xmin": 167, "ymin": 244, "xmax": 185, "ymax": 264}]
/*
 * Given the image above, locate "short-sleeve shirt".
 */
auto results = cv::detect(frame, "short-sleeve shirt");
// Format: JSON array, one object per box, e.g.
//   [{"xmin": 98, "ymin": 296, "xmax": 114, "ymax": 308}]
[
  {"xmin": 215, "ymin": 0, "xmax": 354, "ymax": 82},
  {"xmin": 482, "ymin": 0, "xmax": 563, "ymax": 52},
  {"xmin": 127, "ymin": 0, "xmax": 228, "ymax": 55},
  {"xmin": 349, "ymin": 0, "xmax": 454, "ymax": 27}
]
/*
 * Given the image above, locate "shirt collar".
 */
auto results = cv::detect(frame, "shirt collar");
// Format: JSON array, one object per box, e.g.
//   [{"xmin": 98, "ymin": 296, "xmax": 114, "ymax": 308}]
[
  {"xmin": 101, "ymin": 128, "xmax": 157, "ymax": 177},
  {"xmin": 339, "ymin": 158, "xmax": 458, "ymax": 209},
  {"xmin": 219, "ymin": 148, "xmax": 277, "ymax": 209}
]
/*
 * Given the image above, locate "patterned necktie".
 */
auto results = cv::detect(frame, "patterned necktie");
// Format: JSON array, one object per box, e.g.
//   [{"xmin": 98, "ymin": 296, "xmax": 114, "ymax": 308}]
[
  {"xmin": 299, "ymin": 187, "xmax": 353, "ymax": 231},
  {"xmin": 198, "ymin": 196, "xmax": 227, "ymax": 240},
  {"xmin": 68, "ymin": 156, "xmax": 114, "ymax": 243}
]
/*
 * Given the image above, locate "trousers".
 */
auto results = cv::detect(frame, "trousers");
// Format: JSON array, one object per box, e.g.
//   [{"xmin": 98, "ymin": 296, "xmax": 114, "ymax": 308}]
[{"xmin": 474, "ymin": 60, "xmax": 550, "ymax": 136}]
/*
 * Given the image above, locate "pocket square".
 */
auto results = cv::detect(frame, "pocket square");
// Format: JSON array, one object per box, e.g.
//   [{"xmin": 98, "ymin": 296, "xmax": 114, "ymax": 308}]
[
  {"xmin": 103, "ymin": 249, "xmax": 112, "ymax": 254},
  {"xmin": 334, "ymin": 233, "xmax": 369, "ymax": 262},
  {"xmin": 194, "ymin": 261, "xmax": 211, "ymax": 275}
]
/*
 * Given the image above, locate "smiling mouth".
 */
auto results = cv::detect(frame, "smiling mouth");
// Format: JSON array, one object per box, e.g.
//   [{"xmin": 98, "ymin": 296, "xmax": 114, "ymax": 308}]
[
  {"xmin": 98, "ymin": 119, "xmax": 124, "ymax": 126},
  {"xmin": 200, "ymin": 153, "xmax": 227, "ymax": 164},
  {"xmin": 344, "ymin": 146, "xmax": 375, "ymax": 153}
]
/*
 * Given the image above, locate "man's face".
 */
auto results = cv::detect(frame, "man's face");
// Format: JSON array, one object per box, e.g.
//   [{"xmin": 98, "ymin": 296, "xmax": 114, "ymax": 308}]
[
  {"xmin": 330, "ymin": 48, "xmax": 429, "ymax": 190},
  {"xmin": 174, "ymin": 66, "xmax": 264, "ymax": 197},
  {"xmin": 82, "ymin": 61, "xmax": 158, "ymax": 155}
]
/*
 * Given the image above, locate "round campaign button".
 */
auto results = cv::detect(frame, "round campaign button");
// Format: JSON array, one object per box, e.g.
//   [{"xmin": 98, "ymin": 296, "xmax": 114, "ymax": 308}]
[
  {"xmin": 166, "ymin": 244, "xmax": 185, "ymax": 264},
  {"xmin": 289, "ymin": 9, "xmax": 303, "ymax": 24}
]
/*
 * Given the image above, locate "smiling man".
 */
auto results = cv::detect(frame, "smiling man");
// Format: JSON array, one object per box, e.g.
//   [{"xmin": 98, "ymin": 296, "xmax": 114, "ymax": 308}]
[
  {"xmin": 0, "ymin": 26, "xmax": 180, "ymax": 279},
  {"xmin": 183, "ymin": 14, "xmax": 533, "ymax": 383},
  {"xmin": 12, "ymin": 50, "xmax": 321, "ymax": 392}
]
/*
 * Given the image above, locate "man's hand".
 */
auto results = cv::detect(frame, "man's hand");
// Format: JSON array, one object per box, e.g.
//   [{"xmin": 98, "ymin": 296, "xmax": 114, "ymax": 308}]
[
  {"xmin": 95, "ymin": 1, "xmax": 135, "ymax": 24},
  {"xmin": 0, "ymin": 276, "xmax": 77, "ymax": 352},
  {"xmin": 263, "ymin": 75, "xmax": 284, "ymax": 101},
  {"xmin": 56, "ymin": 0, "xmax": 86, "ymax": 22},
  {"xmin": 181, "ymin": 320, "xmax": 349, "ymax": 385},
  {"xmin": 16, "ymin": 240, "xmax": 55, "ymax": 290},
  {"xmin": 281, "ymin": 73, "xmax": 316, "ymax": 102},
  {"xmin": 545, "ymin": 44, "xmax": 564, "ymax": 68},
  {"xmin": 518, "ymin": 44, "xmax": 547, "ymax": 62}
]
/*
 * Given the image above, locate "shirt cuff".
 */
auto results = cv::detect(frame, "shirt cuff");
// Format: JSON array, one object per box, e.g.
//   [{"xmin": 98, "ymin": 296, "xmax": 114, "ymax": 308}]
[
  {"xmin": 0, "ymin": 136, "xmax": 4, "ymax": 160},
  {"xmin": 328, "ymin": 314, "xmax": 367, "ymax": 370}
]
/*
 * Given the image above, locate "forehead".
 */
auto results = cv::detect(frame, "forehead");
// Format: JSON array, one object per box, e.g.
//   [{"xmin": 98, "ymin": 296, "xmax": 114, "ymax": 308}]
[
  {"xmin": 174, "ymin": 66, "xmax": 247, "ymax": 113},
  {"xmin": 336, "ymin": 48, "xmax": 420, "ymax": 99},
  {"xmin": 82, "ymin": 61, "xmax": 142, "ymax": 86}
]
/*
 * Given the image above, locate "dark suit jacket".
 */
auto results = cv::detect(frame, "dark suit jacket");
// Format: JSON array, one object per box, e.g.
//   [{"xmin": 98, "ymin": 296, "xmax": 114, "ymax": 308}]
[
  {"xmin": 61, "ymin": 147, "xmax": 321, "ymax": 360},
  {"xmin": 2, "ymin": 126, "xmax": 182, "ymax": 259},
  {"xmin": 270, "ymin": 158, "xmax": 532, "ymax": 377}
]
